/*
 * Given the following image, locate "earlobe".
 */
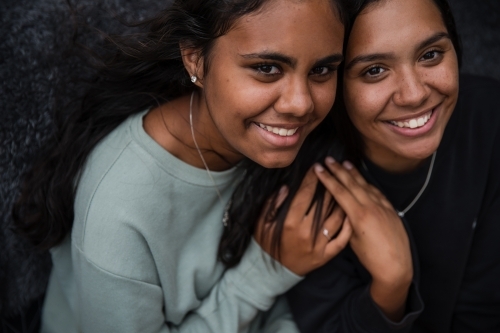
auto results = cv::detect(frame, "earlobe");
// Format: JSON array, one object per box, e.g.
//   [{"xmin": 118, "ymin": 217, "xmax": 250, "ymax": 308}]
[{"xmin": 180, "ymin": 44, "xmax": 204, "ymax": 87}]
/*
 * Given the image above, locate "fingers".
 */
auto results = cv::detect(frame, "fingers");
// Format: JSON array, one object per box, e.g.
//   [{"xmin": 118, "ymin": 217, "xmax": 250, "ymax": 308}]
[
  {"xmin": 323, "ymin": 158, "xmax": 374, "ymax": 204},
  {"xmin": 319, "ymin": 205, "xmax": 345, "ymax": 242},
  {"xmin": 275, "ymin": 185, "xmax": 289, "ymax": 209},
  {"xmin": 255, "ymin": 185, "xmax": 289, "ymax": 243},
  {"xmin": 289, "ymin": 167, "xmax": 319, "ymax": 218},
  {"xmin": 324, "ymin": 217, "xmax": 352, "ymax": 258},
  {"xmin": 327, "ymin": 157, "xmax": 367, "ymax": 187},
  {"xmin": 314, "ymin": 164, "xmax": 362, "ymax": 219}
]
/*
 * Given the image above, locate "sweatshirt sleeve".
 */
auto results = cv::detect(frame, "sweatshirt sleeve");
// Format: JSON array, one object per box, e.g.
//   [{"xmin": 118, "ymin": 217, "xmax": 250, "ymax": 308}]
[
  {"xmin": 287, "ymin": 247, "xmax": 423, "ymax": 333},
  {"xmin": 73, "ymin": 239, "xmax": 302, "ymax": 333}
]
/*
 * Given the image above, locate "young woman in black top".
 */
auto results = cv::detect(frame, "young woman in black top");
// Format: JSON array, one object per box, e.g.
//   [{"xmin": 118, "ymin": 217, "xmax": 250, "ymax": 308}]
[
  {"xmin": 224, "ymin": 0, "xmax": 500, "ymax": 332},
  {"xmin": 284, "ymin": 0, "xmax": 500, "ymax": 331}
]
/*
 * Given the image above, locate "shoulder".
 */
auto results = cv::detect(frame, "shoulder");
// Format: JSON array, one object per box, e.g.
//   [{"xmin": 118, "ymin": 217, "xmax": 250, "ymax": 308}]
[
  {"xmin": 458, "ymin": 74, "xmax": 500, "ymax": 118},
  {"xmin": 70, "ymin": 115, "xmax": 177, "ymax": 283},
  {"xmin": 454, "ymin": 74, "xmax": 500, "ymax": 138}
]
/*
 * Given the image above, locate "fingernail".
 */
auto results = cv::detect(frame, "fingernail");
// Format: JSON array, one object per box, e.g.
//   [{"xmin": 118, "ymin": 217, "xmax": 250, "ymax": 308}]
[
  {"xmin": 278, "ymin": 185, "xmax": 287, "ymax": 195},
  {"xmin": 343, "ymin": 160, "xmax": 353, "ymax": 170},
  {"xmin": 314, "ymin": 163, "xmax": 325, "ymax": 173},
  {"xmin": 325, "ymin": 156, "xmax": 336, "ymax": 164}
]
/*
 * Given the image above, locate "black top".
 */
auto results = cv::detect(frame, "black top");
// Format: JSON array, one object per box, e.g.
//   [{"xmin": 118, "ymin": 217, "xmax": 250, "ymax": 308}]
[{"xmin": 287, "ymin": 74, "xmax": 500, "ymax": 333}]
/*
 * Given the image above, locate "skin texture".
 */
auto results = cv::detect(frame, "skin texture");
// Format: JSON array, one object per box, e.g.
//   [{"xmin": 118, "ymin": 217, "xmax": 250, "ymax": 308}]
[
  {"xmin": 310, "ymin": 0, "xmax": 460, "ymax": 321},
  {"xmin": 143, "ymin": 0, "xmax": 352, "ymax": 279},
  {"xmin": 256, "ymin": 168, "xmax": 353, "ymax": 276},
  {"xmin": 144, "ymin": 0, "xmax": 345, "ymax": 171},
  {"xmin": 343, "ymin": 0, "xmax": 459, "ymax": 173}
]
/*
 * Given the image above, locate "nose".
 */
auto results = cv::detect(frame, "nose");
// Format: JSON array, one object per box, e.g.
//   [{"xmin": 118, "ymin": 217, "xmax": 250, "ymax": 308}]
[
  {"xmin": 393, "ymin": 67, "xmax": 430, "ymax": 108},
  {"xmin": 273, "ymin": 76, "xmax": 314, "ymax": 117}
]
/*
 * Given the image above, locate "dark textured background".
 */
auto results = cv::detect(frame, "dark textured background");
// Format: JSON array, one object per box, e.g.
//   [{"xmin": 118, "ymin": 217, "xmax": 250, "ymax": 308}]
[{"xmin": 0, "ymin": 0, "xmax": 499, "ymax": 322}]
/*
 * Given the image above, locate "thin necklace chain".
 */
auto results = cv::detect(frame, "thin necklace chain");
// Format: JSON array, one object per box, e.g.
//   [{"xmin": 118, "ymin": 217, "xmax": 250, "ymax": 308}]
[
  {"xmin": 189, "ymin": 91, "xmax": 230, "ymax": 226},
  {"xmin": 362, "ymin": 151, "xmax": 436, "ymax": 218}
]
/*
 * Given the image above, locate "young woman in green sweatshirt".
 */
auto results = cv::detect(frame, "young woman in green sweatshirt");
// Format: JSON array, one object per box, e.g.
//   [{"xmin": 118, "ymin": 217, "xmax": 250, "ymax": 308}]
[{"xmin": 13, "ymin": 0, "xmax": 353, "ymax": 331}]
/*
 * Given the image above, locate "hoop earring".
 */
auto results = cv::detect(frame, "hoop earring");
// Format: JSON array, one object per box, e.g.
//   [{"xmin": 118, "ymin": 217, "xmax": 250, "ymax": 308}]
[{"xmin": 190, "ymin": 75, "xmax": 197, "ymax": 83}]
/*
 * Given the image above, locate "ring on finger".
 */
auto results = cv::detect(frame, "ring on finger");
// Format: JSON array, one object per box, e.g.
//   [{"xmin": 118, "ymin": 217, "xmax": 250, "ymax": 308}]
[{"xmin": 323, "ymin": 228, "xmax": 332, "ymax": 240}]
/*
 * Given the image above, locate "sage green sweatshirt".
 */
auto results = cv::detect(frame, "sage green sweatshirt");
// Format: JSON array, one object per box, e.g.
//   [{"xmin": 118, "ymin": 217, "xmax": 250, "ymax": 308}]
[{"xmin": 41, "ymin": 111, "xmax": 302, "ymax": 333}]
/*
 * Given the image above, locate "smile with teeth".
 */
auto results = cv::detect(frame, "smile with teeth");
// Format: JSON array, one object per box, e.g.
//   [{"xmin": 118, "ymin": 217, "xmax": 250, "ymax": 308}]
[
  {"xmin": 257, "ymin": 123, "xmax": 299, "ymax": 137},
  {"xmin": 388, "ymin": 110, "xmax": 433, "ymax": 129}
]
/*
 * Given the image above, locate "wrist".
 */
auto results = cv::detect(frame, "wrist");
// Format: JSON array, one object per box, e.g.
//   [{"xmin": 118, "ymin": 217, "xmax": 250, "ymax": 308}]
[{"xmin": 369, "ymin": 276, "xmax": 412, "ymax": 322}]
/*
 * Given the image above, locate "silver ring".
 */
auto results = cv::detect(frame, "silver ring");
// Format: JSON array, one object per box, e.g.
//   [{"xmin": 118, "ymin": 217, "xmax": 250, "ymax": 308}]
[{"xmin": 323, "ymin": 228, "xmax": 331, "ymax": 240}]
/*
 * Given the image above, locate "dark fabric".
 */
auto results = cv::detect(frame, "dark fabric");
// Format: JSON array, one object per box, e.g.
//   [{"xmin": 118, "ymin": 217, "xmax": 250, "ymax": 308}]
[{"xmin": 287, "ymin": 74, "xmax": 500, "ymax": 332}]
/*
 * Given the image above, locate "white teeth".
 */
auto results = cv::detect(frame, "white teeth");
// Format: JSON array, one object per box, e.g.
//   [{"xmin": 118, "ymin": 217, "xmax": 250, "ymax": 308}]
[
  {"xmin": 257, "ymin": 123, "xmax": 298, "ymax": 137},
  {"xmin": 389, "ymin": 111, "xmax": 432, "ymax": 129}
]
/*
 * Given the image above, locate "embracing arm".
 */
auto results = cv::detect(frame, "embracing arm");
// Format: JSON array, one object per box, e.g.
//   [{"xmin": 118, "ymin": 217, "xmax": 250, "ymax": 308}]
[
  {"xmin": 287, "ymin": 159, "xmax": 424, "ymax": 332},
  {"xmin": 72, "ymin": 237, "xmax": 302, "ymax": 333},
  {"xmin": 71, "ymin": 167, "xmax": 351, "ymax": 333}
]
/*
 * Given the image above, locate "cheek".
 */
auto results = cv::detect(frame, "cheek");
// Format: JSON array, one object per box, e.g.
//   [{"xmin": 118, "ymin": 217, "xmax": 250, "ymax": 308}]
[
  {"xmin": 426, "ymin": 53, "xmax": 460, "ymax": 99},
  {"xmin": 311, "ymin": 79, "xmax": 338, "ymax": 118},
  {"xmin": 344, "ymin": 82, "xmax": 388, "ymax": 127},
  {"xmin": 205, "ymin": 74, "xmax": 275, "ymax": 125}
]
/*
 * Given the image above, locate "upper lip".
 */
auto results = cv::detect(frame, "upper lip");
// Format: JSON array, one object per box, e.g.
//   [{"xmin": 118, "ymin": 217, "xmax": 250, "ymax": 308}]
[{"xmin": 383, "ymin": 103, "xmax": 441, "ymax": 122}]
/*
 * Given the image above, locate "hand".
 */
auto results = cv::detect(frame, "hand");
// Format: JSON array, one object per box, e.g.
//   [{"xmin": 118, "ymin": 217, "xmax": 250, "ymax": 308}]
[
  {"xmin": 254, "ymin": 167, "xmax": 352, "ymax": 277},
  {"xmin": 314, "ymin": 157, "xmax": 413, "ymax": 321}
]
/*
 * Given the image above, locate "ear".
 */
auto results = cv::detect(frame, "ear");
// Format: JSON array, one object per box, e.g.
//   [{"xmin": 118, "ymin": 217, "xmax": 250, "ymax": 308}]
[{"xmin": 180, "ymin": 43, "xmax": 204, "ymax": 88}]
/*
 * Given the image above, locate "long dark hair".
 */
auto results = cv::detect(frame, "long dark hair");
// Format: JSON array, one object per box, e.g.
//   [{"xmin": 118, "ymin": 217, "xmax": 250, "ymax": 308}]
[
  {"xmin": 219, "ymin": 0, "xmax": 463, "ymax": 267},
  {"xmin": 13, "ymin": 0, "xmax": 349, "ymax": 251}
]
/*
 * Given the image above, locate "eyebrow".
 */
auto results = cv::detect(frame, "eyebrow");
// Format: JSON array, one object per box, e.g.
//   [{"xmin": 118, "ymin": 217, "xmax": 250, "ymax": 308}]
[
  {"xmin": 416, "ymin": 32, "xmax": 450, "ymax": 51},
  {"xmin": 240, "ymin": 52, "xmax": 344, "ymax": 69},
  {"xmin": 345, "ymin": 32, "xmax": 452, "ymax": 70}
]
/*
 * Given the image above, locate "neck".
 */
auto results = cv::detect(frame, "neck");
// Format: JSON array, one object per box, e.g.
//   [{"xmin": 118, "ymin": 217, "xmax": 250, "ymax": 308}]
[{"xmin": 143, "ymin": 92, "xmax": 243, "ymax": 171}]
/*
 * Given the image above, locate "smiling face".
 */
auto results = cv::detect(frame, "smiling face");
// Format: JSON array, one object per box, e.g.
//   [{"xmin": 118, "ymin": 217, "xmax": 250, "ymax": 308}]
[
  {"xmin": 343, "ymin": 0, "xmax": 459, "ymax": 172},
  {"xmin": 193, "ymin": 0, "xmax": 344, "ymax": 169}
]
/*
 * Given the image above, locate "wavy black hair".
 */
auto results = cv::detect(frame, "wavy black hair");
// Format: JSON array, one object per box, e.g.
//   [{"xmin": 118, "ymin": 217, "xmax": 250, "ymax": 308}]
[
  {"xmin": 13, "ymin": 0, "xmax": 349, "ymax": 252},
  {"xmin": 219, "ymin": 0, "xmax": 462, "ymax": 267}
]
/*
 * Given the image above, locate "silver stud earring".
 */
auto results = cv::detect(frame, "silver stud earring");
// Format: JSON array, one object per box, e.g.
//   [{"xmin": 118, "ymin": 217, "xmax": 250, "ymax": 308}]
[{"xmin": 190, "ymin": 75, "xmax": 197, "ymax": 83}]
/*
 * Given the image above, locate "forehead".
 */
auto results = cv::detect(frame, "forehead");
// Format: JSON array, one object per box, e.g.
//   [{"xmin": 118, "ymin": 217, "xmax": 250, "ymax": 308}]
[
  {"xmin": 220, "ymin": 0, "xmax": 343, "ymax": 53},
  {"xmin": 347, "ymin": 0, "xmax": 446, "ymax": 56}
]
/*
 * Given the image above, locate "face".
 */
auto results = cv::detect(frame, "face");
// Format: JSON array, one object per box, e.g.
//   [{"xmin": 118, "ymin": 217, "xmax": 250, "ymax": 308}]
[
  {"xmin": 196, "ymin": 0, "xmax": 344, "ymax": 168},
  {"xmin": 343, "ymin": 0, "xmax": 459, "ymax": 172}
]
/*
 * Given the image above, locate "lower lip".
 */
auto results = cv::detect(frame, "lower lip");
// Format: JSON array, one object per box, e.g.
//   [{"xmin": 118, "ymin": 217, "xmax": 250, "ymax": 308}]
[
  {"xmin": 253, "ymin": 123, "xmax": 302, "ymax": 147},
  {"xmin": 385, "ymin": 106, "xmax": 440, "ymax": 138}
]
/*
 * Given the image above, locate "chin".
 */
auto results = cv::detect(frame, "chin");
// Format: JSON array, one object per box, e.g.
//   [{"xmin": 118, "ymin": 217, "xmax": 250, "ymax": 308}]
[{"xmin": 251, "ymin": 153, "xmax": 297, "ymax": 169}]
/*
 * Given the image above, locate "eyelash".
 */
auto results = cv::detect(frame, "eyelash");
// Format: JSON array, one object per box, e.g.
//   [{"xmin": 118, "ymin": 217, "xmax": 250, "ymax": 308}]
[
  {"xmin": 252, "ymin": 63, "xmax": 336, "ymax": 77},
  {"xmin": 361, "ymin": 49, "xmax": 445, "ymax": 78},
  {"xmin": 362, "ymin": 65, "xmax": 386, "ymax": 78},
  {"xmin": 253, "ymin": 64, "xmax": 282, "ymax": 75},
  {"xmin": 420, "ymin": 49, "xmax": 444, "ymax": 61}
]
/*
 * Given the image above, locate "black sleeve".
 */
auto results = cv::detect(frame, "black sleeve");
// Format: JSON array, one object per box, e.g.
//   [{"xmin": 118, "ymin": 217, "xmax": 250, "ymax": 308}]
[{"xmin": 287, "ymin": 247, "xmax": 423, "ymax": 333}]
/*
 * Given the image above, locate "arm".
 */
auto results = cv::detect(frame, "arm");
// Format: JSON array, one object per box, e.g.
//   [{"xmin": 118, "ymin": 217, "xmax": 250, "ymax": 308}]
[
  {"xmin": 73, "ymin": 167, "xmax": 350, "ymax": 332},
  {"xmin": 288, "ymin": 246, "xmax": 423, "ymax": 333},
  {"xmin": 73, "ymin": 238, "xmax": 302, "ymax": 333},
  {"xmin": 287, "ymin": 159, "xmax": 423, "ymax": 332}
]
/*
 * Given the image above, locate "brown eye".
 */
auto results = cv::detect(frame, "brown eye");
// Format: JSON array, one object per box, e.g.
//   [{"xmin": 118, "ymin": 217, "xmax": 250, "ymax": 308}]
[
  {"xmin": 310, "ymin": 66, "xmax": 330, "ymax": 75},
  {"xmin": 256, "ymin": 65, "xmax": 281, "ymax": 75},
  {"xmin": 366, "ymin": 66, "xmax": 385, "ymax": 76},
  {"xmin": 422, "ymin": 51, "xmax": 437, "ymax": 60}
]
